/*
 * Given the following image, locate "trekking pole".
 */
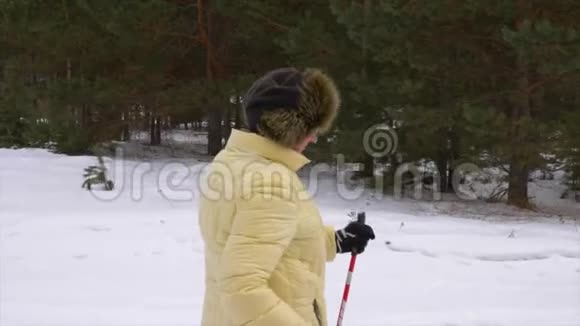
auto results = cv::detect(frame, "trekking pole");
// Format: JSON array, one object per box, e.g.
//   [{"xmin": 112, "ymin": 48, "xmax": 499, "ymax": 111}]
[{"xmin": 336, "ymin": 211, "xmax": 366, "ymax": 326}]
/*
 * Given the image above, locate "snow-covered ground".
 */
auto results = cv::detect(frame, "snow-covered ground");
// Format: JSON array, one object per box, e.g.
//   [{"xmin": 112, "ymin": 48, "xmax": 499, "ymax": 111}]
[{"xmin": 1, "ymin": 148, "xmax": 579, "ymax": 326}]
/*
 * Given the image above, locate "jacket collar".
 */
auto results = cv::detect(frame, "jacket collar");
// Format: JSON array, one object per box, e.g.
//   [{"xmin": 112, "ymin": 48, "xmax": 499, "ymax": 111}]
[{"xmin": 225, "ymin": 129, "xmax": 311, "ymax": 171}]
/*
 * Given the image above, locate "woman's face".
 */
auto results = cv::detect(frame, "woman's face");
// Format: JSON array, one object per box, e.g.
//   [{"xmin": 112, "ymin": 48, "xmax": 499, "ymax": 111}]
[{"xmin": 293, "ymin": 133, "xmax": 318, "ymax": 153}]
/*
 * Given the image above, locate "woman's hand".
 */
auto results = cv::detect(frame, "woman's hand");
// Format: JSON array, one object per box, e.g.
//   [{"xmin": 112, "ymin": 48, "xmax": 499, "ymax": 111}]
[{"xmin": 335, "ymin": 221, "xmax": 375, "ymax": 254}]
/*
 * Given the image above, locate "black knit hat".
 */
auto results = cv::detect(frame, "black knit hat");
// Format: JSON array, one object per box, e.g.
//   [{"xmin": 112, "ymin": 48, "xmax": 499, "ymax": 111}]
[{"xmin": 242, "ymin": 67, "xmax": 340, "ymax": 147}]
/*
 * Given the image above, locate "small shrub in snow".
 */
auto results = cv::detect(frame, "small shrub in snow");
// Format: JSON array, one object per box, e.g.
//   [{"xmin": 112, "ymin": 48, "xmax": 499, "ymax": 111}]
[
  {"xmin": 486, "ymin": 183, "xmax": 509, "ymax": 203},
  {"xmin": 560, "ymin": 170, "xmax": 580, "ymax": 202},
  {"xmin": 453, "ymin": 167, "xmax": 507, "ymax": 202},
  {"xmin": 534, "ymin": 169, "xmax": 555, "ymax": 181},
  {"xmin": 82, "ymin": 156, "xmax": 114, "ymax": 191}
]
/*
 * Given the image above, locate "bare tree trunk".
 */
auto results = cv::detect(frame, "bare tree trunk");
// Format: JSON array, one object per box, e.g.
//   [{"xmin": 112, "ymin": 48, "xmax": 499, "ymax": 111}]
[
  {"xmin": 447, "ymin": 127, "xmax": 459, "ymax": 193},
  {"xmin": 234, "ymin": 99, "xmax": 243, "ymax": 129},
  {"xmin": 120, "ymin": 110, "xmax": 130, "ymax": 141},
  {"xmin": 199, "ymin": 0, "xmax": 223, "ymax": 155},
  {"xmin": 436, "ymin": 151, "xmax": 448, "ymax": 193},
  {"xmin": 149, "ymin": 114, "xmax": 155, "ymax": 145},
  {"xmin": 224, "ymin": 106, "xmax": 232, "ymax": 140},
  {"xmin": 155, "ymin": 116, "xmax": 162, "ymax": 145},
  {"xmin": 150, "ymin": 113, "xmax": 161, "ymax": 146},
  {"xmin": 434, "ymin": 125, "xmax": 449, "ymax": 193},
  {"xmin": 360, "ymin": 0, "xmax": 374, "ymax": 179},
  {"xmin": 508, "ymin": 159, "xmax": 529, "ymax": 207},
  {"xmin": 507, "ymin": 30, "xmax": 531, "ymax": 208},
  {"xmin": 66, "ymin": 58, "xmax": 76, "ymax": 127},
  {"xmin": 208, "ymin": 108, "xmax": 222, "ymax": 155}
]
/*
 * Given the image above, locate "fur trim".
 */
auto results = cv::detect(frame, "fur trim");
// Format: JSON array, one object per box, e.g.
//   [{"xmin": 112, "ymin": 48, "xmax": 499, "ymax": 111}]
[{"xmin": 254, "ymin": 68, "xmax": 340, "ymax": 147}]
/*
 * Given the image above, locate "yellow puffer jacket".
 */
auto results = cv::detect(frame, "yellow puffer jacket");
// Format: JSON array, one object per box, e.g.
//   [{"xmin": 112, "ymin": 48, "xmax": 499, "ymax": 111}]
[{"xmin": 199, "ymin": 129, "xmax": 337, "ymax": 326}]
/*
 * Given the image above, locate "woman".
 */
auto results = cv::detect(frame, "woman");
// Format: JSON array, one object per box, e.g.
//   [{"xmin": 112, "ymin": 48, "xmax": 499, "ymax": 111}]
[{"xmin": 199, "ymin": 67, "xmax": 375, "ymax": 326}]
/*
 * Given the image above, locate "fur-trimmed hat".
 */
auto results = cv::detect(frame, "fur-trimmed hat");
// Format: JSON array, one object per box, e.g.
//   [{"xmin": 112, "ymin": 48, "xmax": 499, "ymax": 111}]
[{"xmin": 242, "ymin": 67, "xmax": 340, "ymax": 147}]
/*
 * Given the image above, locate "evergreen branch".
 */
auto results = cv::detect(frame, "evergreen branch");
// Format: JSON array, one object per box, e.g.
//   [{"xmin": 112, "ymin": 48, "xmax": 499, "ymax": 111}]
[
  {"xmin": 137, "ymin": 23, "xmax": 203, "ymax": 44},
  {"xmin": 401, "ymin": 0, "xmax": 418, "ymax": 13},
  {"xmin": 526, "ymin": 69, "xmax": 580, "ymax": 94},
  {"xmin": 484, "ymin": 155, "xmax": 510, "ymax": 174},
  {"xmin": 245, "ymin": 11, "xmax": 290, "ymax": 32}
]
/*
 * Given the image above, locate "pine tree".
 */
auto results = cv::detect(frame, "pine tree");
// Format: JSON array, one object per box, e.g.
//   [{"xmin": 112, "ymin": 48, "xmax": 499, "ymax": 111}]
[{"xmin": 331, "ymin": 0, "xmax": 580, "ymax": 208}]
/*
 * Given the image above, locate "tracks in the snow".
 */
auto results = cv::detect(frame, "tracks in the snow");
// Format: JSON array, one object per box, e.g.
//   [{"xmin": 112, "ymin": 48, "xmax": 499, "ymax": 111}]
[{"xmin": 384, "ymin": 241, "xmax": 580, "ymax": 262}]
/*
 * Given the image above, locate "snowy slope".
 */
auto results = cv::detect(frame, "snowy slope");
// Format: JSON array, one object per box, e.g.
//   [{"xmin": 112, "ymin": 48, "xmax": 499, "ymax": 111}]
[{"xmin": 1, "ymin": 149, "xmax": 579, "ymax": 326}]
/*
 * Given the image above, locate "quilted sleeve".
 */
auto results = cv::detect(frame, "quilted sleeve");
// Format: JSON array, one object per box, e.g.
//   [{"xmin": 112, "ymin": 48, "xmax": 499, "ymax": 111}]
[
  {"xmin": 216, "ymin": 178, "xmax": 308, "ymax": 326},
  {"xmin": 323, "ymin": 225, "xmax": 337, "ymax": 262}
]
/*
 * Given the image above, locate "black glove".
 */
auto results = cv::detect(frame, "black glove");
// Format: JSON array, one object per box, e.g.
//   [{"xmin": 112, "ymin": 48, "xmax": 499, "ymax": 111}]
[{"xmin": 335, "ymin": 221, "xmax": 375, "ymax": 254}]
